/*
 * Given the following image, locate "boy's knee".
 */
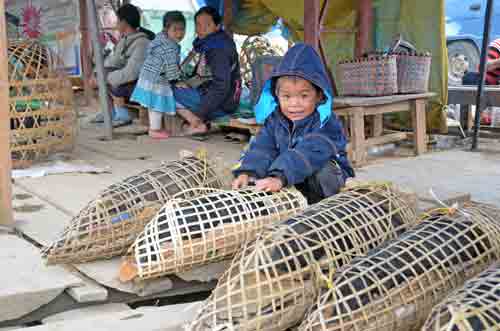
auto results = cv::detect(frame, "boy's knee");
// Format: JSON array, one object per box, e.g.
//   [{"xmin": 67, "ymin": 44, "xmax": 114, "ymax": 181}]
[
  {"xmin": 313, "ymin": 163, "xmax": 345, "ymax": 196},
  {"xmin": 297, "ymin": 163, "xmax": 345, "ymax": 204}
]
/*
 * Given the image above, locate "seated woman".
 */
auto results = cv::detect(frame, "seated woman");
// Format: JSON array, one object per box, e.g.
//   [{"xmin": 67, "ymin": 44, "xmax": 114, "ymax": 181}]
[
  {"xmin": 174, "ymin": 6, "xmax": 241, "ymax": 136},
  {"xmin": 90, "ymin": 4, "xmax": 151, "ymax": 128}
]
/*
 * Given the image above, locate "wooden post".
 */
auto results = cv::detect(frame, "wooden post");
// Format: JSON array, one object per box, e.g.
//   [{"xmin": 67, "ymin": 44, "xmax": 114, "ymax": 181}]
[
  {"xmin": 356, "ymin": 0, "xmax": 374, "ymax": 57},
  {"xmin": 79, "ymin": 0, "xmax": 93, "ymax": 106},
  {"xmin": 0, "ymin": 0, "xmax": 13, "ymax": 226},
  {"xmin": 304, "ymin": 0, "xmax": 320, "ymax": 51},
  {"xmin": 373, "ymin": 114, "xmax": 384, "ymax": 137},
  {"xmin": 412, "ymin": 99, "xmax": 427, "ymax": 155},
  {"xmin": 351, "ymin": 109, "xmax": 366, "ymax": 166},
  {"xmin": 223, "ymin": 0, "xmax": 233, "ymax": 36}
]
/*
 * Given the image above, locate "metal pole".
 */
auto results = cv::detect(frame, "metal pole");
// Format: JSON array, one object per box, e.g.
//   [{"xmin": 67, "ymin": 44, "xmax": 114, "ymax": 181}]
[
  {"xmin": 472, "ymin": 0, "xmax": 494, "ymax": 150},
  {"xmin": 0, "ymin": 0, "xmax": 13, "ymax": 226},
  {"xmin": 86, "ymin": 0, "xmax": 113, "ymax": 140}
]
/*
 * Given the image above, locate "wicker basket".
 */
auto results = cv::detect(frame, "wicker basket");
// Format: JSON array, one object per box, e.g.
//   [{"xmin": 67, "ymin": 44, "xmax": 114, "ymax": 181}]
[
  {"xmin": 396, "ymin": 53, "xmax": 432, "ymax": 94},
  {"xmin": 423, "ymin": 261, "xmax": 500, "ymax": 331},
  {"xmin": 337, "ymin": 55, "xmax": 398, "ymax": 97},
  {"xmin": 119, "ymin": 188, "xmax": 307, "ymax": 282},
  {"xmin": 8, "ymin": 40, "xmax": 76, "ymax": 169},
  {"xmin": 300, "ymin": 202, "xmax": 500, "ymax": 331},
  {"xmin": 42, "ymin": 156, "xmax": 223, "ymax": 265},
  {"xmin": 187, "ymin": 183, "xmax": 418, "ymax": 331}
]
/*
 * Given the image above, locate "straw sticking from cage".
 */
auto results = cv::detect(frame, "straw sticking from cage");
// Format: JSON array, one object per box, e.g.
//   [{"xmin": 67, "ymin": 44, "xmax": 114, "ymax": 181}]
[
  {"xmin": 42, "ymin": 156, "xmax": 223, "ymax": 265},
  {"xmin": 422, "ymin": 261, "xmax": 500, "ymax": 331},
  {"xmin": 120, "ymin": 188, "xmax": 308, "ymax": 282},
  {"xmin": 187, "ymin": 183, "xmax": 418, "ymax": 331},
  {"xmin": 300, "ymin": 202, "xmax": 500, "ymax": 331}
]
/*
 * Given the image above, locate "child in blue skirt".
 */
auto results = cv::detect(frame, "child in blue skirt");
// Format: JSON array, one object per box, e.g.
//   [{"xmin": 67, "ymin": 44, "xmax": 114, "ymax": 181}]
[{"xmin": 131, "ymin": 11, "xmax": 186, "ymax": 139}]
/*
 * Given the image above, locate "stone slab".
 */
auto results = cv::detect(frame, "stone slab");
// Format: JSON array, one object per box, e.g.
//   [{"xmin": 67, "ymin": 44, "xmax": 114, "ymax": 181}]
[
  {"xmin": 0, "ymin": 235, "xmax": 83, "ymax": 322},
  {"xmin": 12, "ymin": 186, "xmax": 71, "ymax": 247},
  {"xmin": 64, "ymin": 266, "xmax": 109, "ymax": 303},
  {"xmin": 20, "ymin": 302, "xmax": 203, "ymax": 331},
  {"xmin": 42, "ymin": 304, "xmax": 131, "ymax": 324},
  {"xmin": 75, "ymin": 258, "xmax": 173, "ymax": 296}
]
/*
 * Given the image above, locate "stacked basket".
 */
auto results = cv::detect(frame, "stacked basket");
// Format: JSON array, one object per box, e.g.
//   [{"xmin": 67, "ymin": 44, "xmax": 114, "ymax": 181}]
[{"xmin": 337, "ymin": 52, "xmax": 431, "ymax": 97}]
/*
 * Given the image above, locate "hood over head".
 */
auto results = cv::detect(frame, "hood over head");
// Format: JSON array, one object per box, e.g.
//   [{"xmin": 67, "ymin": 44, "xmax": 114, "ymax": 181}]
[
  {"xmin": 255, "ymin": 43, "xmax": 333, "ymax": 125},
  {"xmin": 254, "ymin": 43, "xmax": 334, "ymax": 126}
]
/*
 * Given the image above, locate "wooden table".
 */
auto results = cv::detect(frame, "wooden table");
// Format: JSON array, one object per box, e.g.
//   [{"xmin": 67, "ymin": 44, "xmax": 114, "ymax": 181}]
[
  {"xmin": 334, "ymin": 93, "xmax": 436, "ymax": 166},
  {"xmin": 448, "ymin": 85, "xmax": 500, "ymax": 131}
]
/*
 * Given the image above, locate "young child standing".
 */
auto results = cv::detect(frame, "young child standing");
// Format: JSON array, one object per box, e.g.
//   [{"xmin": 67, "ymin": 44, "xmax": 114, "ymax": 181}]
[
  {"xmin": 131, "ymin": 11, "xmax": 186, "ymax": 139},
  {"xmin": 232, "ymin": 43, "xmax": 354, "ymax": 204}
]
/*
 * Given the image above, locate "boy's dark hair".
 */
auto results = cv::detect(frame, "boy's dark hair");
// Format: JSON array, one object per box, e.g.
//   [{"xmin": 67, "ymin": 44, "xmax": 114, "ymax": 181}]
[
  {"xmin": 194, "ymin": 6, "xmax": 222, "ymax": 26},
  {"xmin": 163, "ymin": 11, "xmax": 186, "ymax": 30},
  {"xmin": 117, "ymin": 4, "xmax": 141, "ymax": 29}
]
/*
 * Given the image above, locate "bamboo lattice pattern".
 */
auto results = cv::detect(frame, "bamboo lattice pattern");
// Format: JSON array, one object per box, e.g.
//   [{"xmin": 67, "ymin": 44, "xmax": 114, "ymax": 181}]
[
  {"xmin": 300, "ymin": 203, "xmax": 500, "ymax": 331},
  {"xmin": 120, "ymin": 188, "xmax": 307, "ymax": 282},
  {"xmin": 8, "ymin": 39, "xmax": 75, "ymax": 168},
  {"xmin": 42, "ymin": 156, "xmax": 222, "ymax": 265},
  {"xmin": 187, "ymin": 183, "xmax": 418, "ymax": 331},
  {"xmin": 423, "ymin": 261, "xmax": 500, "ymax": 331}
]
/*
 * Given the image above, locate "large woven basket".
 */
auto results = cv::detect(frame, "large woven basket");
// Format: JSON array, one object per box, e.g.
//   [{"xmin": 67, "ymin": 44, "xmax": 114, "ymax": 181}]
[
  {"xmin": 300, "ymin": 202, "xmax": 500, "ymax": 331},
  {"xmin": 337, "ymin": 55, "xmax": 398, "ymax": 97},
  {"xmin": 423, "ymin": 261, "xmax": 500, "ymax": 331},
  {"xmin": 8, "ymin": 40, "xmax": 76, "ymax": 169},
  {"xmin": 42, "ymin": 156, "xmax": 223, "ymax": 265},
  {"xmin": 187, "ymin": 183, "xmax": 418, "ymax": 331},
  {"xmin": 119, "ymin": 188, "xmax": 307, "ymax": 282},
  {"xmin": 396, "ymin": 53, "xmax": 432, "ymax": 94}
]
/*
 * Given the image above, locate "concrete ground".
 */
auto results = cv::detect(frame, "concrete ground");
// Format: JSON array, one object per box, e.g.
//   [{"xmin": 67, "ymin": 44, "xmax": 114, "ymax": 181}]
[{"xmin": 4, "ymin": 102, "xmax": 500, "ymax": 329}]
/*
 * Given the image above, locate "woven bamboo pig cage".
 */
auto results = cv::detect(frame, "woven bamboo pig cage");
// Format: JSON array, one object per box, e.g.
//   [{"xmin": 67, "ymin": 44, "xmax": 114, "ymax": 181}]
[
  {"xmin": 119, "ymin": 188, "xmax": 307, "ymax": 282},
  {"xmin": 300, "ymin": 202, "xmax": 500, "ymax": 331},
  {"xmin": 8, "ymin": 40, "xmax": 76, "ymax": 169},
  {"xmin": 187, "ymin": 183, "xmax": 418, "ymax": 331},
  {"xmin": 42, "ymin": 156, "xmax": 223, "ymax": 265},
  {"xmin": 423, "ymin": 261, "xmax": 500, "ymax": 331}
]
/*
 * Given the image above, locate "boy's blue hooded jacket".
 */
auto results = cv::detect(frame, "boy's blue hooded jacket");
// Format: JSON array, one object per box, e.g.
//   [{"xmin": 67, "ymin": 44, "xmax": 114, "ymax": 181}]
[{"xmin": 234, "ymin": 43, "xmax": 354, "ymax": 186}]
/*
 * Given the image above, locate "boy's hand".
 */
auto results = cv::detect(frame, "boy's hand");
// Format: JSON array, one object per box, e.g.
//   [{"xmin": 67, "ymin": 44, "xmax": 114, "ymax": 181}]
[
  {"xmin": 255, "ymin": 177, "xmax": 283, "ymax": 193},
  {"xmin": 232, "ymin": 174, "xmax": 249, "ymax": 190}
]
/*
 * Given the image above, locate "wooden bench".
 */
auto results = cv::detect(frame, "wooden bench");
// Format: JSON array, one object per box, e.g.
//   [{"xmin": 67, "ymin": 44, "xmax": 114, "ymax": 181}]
[
  {"xmin": 334, "ymin": 93, "xmax": 436, "ymax": 167},
  {"xmin": 214, "ymin": 118, "xmax": 261, "ymax": 135},
  {"xmin": 123, "ymin": 102, "xmax": 149, "ymax": 126},
  {"xmin": 448, "ymin": 85, "xmax": 500, "ymax": 131}
]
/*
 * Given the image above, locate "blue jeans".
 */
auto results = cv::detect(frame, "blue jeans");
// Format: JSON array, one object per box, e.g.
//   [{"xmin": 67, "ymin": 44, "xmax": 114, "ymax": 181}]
[{"xmin": 173, "ymin": 87, "xmax": 227, "ymax": 120}]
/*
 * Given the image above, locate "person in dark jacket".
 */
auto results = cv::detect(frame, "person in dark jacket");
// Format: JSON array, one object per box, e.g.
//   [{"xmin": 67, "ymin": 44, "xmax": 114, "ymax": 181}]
[
  {"xmin": 173, "ymin": 6, "xmax": 241, "ymax": 136},
  {"xmin": 232, "ymin": 43, "xmax": 354, "ymax": 204}
]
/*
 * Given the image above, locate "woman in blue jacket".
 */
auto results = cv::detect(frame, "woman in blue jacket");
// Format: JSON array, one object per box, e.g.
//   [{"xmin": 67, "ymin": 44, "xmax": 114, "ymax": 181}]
[
  {"xmin": 174, "ymin": 6, "xmax": 241, "ymax": 136},
  {"xmin": 232, "ymin": 43, "xmax": 354, "ymax": 204}
]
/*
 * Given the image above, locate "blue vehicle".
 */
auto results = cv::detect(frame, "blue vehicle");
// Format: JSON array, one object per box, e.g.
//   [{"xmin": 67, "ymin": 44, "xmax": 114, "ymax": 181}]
[{"xmin": 446, "ymin": 0, "xmax": 500, "ymax": 85}]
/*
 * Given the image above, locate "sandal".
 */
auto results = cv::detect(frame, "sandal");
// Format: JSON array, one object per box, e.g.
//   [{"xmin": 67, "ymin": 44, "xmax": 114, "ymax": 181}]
[{"xmin": 149, "ymin": 130, "xmax": 170, "ymax": 139}]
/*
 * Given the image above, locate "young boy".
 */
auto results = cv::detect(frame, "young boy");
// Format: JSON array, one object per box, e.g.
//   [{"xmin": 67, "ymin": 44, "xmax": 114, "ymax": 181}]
[{"xmin": 232, "ymin": 43, "xmax": 354, "ymax": 204}]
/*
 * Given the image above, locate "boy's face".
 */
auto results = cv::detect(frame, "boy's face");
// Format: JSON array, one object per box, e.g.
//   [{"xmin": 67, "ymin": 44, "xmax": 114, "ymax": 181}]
[
  {"xmin": 276, "ymin": 77, "xmax": 322, "ymax": 122},
  {"xmin": 166, "ymin": 22, "xmax": 186, "ymax": 43},
  {"xmin": 196, "ymin": 13, "xmax": 219, "ymax": 39}
]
